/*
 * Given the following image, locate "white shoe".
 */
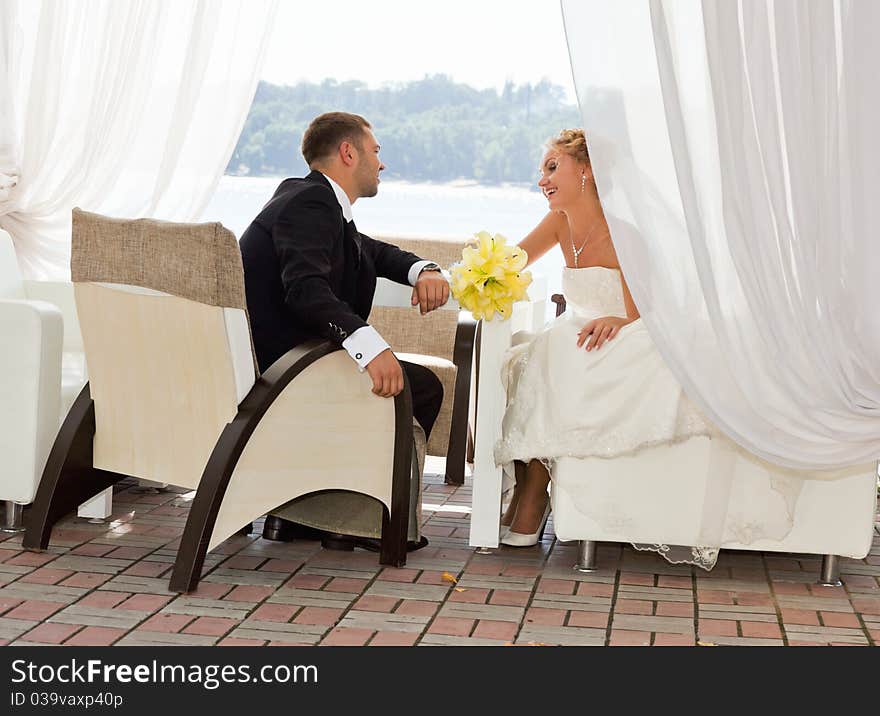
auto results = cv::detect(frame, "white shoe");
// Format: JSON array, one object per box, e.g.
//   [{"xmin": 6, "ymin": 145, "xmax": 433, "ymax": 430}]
[{"xmin": 500, "ymin": 500, "xmax": 551, "ymax": 547}]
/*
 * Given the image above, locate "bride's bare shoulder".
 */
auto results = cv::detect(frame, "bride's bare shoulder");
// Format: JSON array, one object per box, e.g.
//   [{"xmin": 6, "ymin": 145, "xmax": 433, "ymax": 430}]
[
  {"xmin": 519, "ymin": 211, "xmax": 567, "ymax": 265},
  {"xmin": 535, "ymin": 210, "xmax": 567, "ymax": 235}
]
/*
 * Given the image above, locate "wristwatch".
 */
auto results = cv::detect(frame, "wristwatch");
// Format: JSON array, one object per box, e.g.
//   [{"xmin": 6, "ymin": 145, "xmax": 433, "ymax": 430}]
[{"xmin": 419, "ymin": 262, "xmax": 442, "ymax": 274}]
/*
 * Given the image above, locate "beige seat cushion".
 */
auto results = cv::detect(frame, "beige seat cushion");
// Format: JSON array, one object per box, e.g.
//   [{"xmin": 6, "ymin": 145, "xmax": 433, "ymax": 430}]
[{"xmin": 396, "ymin": 353, "xmax": 456, "ymax": 457}]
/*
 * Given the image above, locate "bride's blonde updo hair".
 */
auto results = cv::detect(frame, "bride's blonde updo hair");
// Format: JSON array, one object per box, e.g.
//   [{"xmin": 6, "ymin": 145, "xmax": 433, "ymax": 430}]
[{"xmin": 545, "ymin": 128, "xmax": 590, "ymax": 165}]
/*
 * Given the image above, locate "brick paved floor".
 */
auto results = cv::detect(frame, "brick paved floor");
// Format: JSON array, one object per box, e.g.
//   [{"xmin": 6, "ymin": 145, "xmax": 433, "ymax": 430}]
[{"xmin": 1, "ymin": 458, "xmax": 878, "ymax": 647}]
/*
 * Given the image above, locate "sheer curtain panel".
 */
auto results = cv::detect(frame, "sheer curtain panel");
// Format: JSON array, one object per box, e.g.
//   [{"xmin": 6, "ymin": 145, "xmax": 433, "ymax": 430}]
[
  {"xmin": 0, "ymin": 0, "xmax": 278, "ymax": 278},
  {"xmin": 561, "ymin": 0, "xmax": 880, "ymax": 470}
]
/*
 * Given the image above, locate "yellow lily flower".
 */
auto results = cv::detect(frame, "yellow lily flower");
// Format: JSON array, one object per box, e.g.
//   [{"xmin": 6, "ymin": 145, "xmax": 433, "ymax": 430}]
[{"xmin": 449, "ymin": 232, "xmax": 533, "ymax": 321}]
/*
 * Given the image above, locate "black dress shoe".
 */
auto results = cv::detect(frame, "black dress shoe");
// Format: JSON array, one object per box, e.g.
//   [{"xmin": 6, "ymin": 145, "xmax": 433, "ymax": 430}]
[
  {"xmin": 320, "ymin": 533, "xmax": 429, "ymax": 553},
  {"xmin": 320, "ymin": 532, "xmax": 358, "ymax": 551},
  {"xmin": 261, "ymin": 516, "xmax": 325, "ymax": 542},
  {"xmin": 407, "ymin": 536, "xmax": 430, "ymax": 552}
]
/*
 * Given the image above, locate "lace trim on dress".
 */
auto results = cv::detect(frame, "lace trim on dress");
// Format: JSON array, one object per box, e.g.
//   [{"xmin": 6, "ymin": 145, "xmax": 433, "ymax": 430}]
[
  {"xmin": 494, "ymin": 420, "xmax": 715, "ymax": 467},
  {"xmin": 632, "ymin": 544, "xmax": 720, "ymax": 571}
]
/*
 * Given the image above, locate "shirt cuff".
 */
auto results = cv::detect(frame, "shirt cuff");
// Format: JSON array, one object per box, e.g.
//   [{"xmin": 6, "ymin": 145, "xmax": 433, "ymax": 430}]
[
  {"xmin": 342, "ymin": 325, "xmax": 390, "ymax": 371},
  {"xmin": 407, "ymin": 260, "xmax": 436, "ymax": 286}
]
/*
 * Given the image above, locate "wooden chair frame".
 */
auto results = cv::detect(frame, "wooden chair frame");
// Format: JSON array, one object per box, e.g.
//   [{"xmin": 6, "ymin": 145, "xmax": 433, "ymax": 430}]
[{"xmin": 23, "ymin": 341, "xmax": 414, "ymax": 593}]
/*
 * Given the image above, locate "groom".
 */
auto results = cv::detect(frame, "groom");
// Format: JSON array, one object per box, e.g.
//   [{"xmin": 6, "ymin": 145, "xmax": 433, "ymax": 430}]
[{"xmin": 238, "ymin": 111, "xmax": 449, "ymax": 550}]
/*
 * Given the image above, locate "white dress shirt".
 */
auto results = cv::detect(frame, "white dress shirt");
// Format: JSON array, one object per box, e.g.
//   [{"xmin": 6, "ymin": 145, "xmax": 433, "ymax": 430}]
[{"xmin": 320, "ymin": 173, "xmax": 434, "ymax": 370}]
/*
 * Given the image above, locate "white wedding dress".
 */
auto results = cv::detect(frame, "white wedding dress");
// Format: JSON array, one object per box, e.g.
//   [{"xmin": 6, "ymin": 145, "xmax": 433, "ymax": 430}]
[
  {"xmin": 495, "ymin": 266, "xmax": 818, "ymax": 570},
  {"xmin": 495, "ymin": 266, "xmax": 710, "ymax": 482}
]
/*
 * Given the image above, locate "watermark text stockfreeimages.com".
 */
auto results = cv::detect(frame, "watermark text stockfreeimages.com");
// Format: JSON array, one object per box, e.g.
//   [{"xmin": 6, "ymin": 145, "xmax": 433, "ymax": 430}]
[{"xmin": 11, "ymin": 658, "xmax": 318, "ymax": 691}]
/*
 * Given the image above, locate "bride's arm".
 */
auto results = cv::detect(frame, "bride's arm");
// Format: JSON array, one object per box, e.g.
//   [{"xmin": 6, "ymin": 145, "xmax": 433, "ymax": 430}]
[
  {"xmin": 518, "ymin": 211, "xmax": 565, "ymax": 267},
  {"xmin": 578, "ymin": 270, "xmax": 641, "ymax": 352}
]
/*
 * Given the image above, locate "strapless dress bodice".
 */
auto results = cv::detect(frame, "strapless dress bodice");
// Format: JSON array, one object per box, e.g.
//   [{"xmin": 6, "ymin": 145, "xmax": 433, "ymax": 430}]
[{"xmin": 561, "ymin": 266, "xmax": 627, "ymax": 319}]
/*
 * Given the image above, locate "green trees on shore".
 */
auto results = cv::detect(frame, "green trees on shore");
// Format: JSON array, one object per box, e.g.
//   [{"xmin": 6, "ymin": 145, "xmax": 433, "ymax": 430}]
[{"xmin": 228, "ymin": 76, "xmax": 581, "ymax": 185}]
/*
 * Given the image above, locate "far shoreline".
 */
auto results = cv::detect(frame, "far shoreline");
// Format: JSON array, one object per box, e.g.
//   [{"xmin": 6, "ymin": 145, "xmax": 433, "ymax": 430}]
[{"xmin": 221, "ymin": 173, "xmax": 542, "ymax": 193}]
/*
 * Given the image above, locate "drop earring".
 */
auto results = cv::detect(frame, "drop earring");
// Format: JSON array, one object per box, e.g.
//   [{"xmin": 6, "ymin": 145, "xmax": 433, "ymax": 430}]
[{"xmin": 581, "ymin": 173, "xmax": 586, "ymax": 193}]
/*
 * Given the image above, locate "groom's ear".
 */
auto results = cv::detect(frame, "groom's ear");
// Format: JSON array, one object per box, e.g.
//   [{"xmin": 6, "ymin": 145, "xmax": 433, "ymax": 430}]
[{"xmin": 338, "ymin": 140, "xmax": 357, "ymax": 167}]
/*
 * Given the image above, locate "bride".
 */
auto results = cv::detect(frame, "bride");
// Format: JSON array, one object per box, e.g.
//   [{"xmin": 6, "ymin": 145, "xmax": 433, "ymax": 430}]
[{"xmin": 495, "ymin": 129, "xmax": 709, "ymax": 547}]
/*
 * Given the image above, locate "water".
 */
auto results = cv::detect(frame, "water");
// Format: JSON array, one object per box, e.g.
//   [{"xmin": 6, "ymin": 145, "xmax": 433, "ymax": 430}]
[{"xmin": 201, "ymin": 175, "xmax": 566, "ymax": 295}]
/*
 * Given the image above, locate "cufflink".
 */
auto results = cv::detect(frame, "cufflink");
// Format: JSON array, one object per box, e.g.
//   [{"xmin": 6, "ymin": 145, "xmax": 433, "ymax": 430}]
[{"xmin": 355, "ymin": 353, "xmax": 363, "ymax": 360}]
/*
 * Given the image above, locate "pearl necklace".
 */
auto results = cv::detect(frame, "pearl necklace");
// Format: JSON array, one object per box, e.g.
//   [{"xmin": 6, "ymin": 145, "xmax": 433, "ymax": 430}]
[{"xmin": 570, "ymin": 217, "xmax": 605, "ymax": 268}]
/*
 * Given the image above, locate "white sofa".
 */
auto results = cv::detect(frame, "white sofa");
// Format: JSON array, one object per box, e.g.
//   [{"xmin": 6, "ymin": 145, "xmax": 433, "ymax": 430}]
[
  {"xmin": 469, "ymin": 286, "xmax": 878, "ymax": 585},
  {"xmin": 552, "ymin": 437, "xmax": 878, "ymax": 584},
  {"xmin": 0, "ymin": 229, "xmax": 91, "ymax": 530}
]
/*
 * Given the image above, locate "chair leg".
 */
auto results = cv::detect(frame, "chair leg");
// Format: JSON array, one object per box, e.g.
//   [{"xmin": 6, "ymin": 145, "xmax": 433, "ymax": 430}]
[
  {"xmin": 818, "ymin": 554, "xmax": 842, "ymax": 587},
  {"xmin": 444, "ymin": 411, "xmax": 468, "ymax": 486},
  {"xmin": 380, "ymin": 373, "xmax": 414, "ymax": 568},
  {"xmin": 465, "ymin": 423, "xmax": 475, "ymax": 464},
  {"xmin": 1, "ymin": 502, "xmax": 24, "ymax": 533},
  {"xmin": 574, "ymin": 540, "xmax": 598, "ymax": 573},
  {"xmin": 22, "ymin": 384, "xmax": 126, "ymax": 551},
  {"xmin": 169, "ymin": 417, "xmax": 249, "ymax": 593},
  {"xmin": 446, "ymin": 313, "xmax": 478, "ymax": 485}
]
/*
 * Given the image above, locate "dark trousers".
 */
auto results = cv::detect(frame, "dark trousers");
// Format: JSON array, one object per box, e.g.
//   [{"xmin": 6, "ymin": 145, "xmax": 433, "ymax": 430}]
[{"xmin": 400, "ymin": 361, "xmax": 443, "ymax": 440}]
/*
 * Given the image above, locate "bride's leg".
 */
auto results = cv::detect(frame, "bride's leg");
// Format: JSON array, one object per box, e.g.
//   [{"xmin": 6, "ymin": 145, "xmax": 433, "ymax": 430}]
[
  {"xmin": 500, "ymin": 461, "xmax": 526, "ymax": 526},
  {"xmin": 508, "ymin": 459, "xmax": 550, "ymax": 535}
]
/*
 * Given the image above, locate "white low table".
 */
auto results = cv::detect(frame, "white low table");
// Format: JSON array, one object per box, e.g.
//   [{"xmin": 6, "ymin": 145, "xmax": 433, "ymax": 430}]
[
  {"xmin": 468, "ymin": 281, "xmax": 547, "ymax": 549},
  {"xmin": 377, "ymin": 275, "xmax": 548, "ymax": 550}
]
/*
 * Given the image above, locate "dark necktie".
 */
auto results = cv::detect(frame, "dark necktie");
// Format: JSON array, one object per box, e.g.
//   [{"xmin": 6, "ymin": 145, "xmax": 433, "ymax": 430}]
[{"xmin": 345, "ymin": 218, "xmax": 361, "ymax": 266}]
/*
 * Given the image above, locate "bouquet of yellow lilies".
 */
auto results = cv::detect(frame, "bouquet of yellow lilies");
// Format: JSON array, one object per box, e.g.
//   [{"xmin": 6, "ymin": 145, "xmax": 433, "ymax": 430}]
[{"xmin": 449, "ymin": 231, "xmax": 532, "ymax": 321}]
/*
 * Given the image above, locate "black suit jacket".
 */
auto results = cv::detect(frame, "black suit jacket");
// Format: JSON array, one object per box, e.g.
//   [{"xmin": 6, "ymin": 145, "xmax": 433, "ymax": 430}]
[{"xmin": 239, "ymin": 171, "xmax": 422, "ymax": 373}]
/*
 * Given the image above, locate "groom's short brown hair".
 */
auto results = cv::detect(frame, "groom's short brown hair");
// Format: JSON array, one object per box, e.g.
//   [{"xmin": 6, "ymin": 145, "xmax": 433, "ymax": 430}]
[{"xmin": 301, "ymin": 112, "xmax": 372, "ymax": 167}]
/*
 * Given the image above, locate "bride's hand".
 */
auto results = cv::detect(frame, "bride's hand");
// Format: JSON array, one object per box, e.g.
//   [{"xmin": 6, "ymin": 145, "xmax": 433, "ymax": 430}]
[{"xmin": 577, "ymin": 316, "xmax": 630, "ymax": 352}]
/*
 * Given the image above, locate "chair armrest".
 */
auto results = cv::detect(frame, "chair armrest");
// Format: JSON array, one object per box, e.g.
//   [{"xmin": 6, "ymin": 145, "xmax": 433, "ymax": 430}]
[
  {"xmin": 0, "ymin": 299, "xmax": 64, "ymax": 504},
  {"xmin": 452, "ymin": 311, "xmax": 479, "ymax": 370},
  {"xmin": 446, "ymin": 311, "xmax": 479, "ymax": 484},
  {"xmin": 0, "ymin": 299, "xmax": 64, "ymax": 363},
  {"xmin": 373, "ymin": 277, "xmax": 460, "ymax": 311},
  {"xmin": 22, "ymin": 280, "xmax": 83, "ymax": 353},
  {"xmin": 551, "ymin": 294, "xmax": 567, "ymax": 317},
  {"xmin": 170, "ymin": 340, "xmax": 415, "ymax": 590}
]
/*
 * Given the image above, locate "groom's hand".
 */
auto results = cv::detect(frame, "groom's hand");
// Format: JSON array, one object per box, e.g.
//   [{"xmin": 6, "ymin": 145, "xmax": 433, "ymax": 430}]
[
  {"xmin": 411, "ymin": 270, "xmax": 450, "ymax": 315},
  {"xmin": 365, "ymin": 349, "xmax": 404, "ymax": 397}
]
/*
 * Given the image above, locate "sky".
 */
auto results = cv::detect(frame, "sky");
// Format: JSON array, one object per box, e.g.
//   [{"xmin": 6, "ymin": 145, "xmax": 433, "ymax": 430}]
[{"xmin": 260, "ymin": 0, "xmax": 577, "ymax": 101}]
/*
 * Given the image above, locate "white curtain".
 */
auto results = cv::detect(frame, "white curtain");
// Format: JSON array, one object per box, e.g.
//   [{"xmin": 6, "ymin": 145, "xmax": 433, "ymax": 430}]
[
  {"xmin": 0, "ymin": 0, "xmax": 278, "ymax": 278},
  {"xmin": 561, "ymin": 0, "xmax": 880, "ymax": 471}
]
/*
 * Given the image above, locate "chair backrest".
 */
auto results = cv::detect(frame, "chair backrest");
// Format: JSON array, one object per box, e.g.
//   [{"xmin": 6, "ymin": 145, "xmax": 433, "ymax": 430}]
[
  {"xmin": 368, "ymin": 236, "xmax": 468, "ymax": 360},
  {"xmin": 0, "ymin": 229, "xmax": 25, "ymax": 299},
  {"xmin": 70, "ymin": 208, "xmax": 256, "ymax": 488}
]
